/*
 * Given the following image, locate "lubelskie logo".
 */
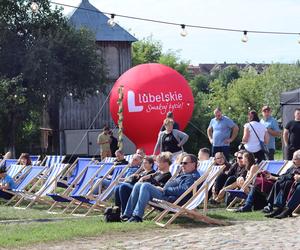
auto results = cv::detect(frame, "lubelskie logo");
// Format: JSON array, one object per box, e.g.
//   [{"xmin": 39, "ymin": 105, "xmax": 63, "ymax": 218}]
[{"xmin": 127, "ymin": 90, "xmax": 184, "ymax": 114}]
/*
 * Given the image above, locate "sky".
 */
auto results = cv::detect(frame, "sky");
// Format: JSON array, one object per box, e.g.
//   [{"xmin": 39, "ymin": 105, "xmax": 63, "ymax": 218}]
[{"xmin": 53, "ymin": 0, "xmax": 300, "ymax": 65}]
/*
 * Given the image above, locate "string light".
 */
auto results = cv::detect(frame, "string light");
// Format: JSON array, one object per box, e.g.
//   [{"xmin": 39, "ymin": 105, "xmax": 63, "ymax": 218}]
[
  {"xmin": 107, "ymin": 14, "xmax": 116, "ymax": 27},
  {"xmin": 96, "ymin": 90, "xmax": 100, "ymax": 94},
  {"xmin": 241, "ymin": 31, "xmax": 248, "ymax": 43},
  {"xmin": 30, "ymin": 1, "xmax": 39, "ymax": 13},
  {"xmin": 44, "ymin": 1, "xmax": 300, "ymax": 43},
  {"xmin": 42, "ymin": 94, "xmax": 46, "ymax": 98},
  {"xmin": 180, "ymin": 24, "xmax": 188, "ymax": 37},
  {"xmin": 69, "ymin": 92, "xmax": 73, "ymax": 97},
  {"xmin": 14, "ymin": 94, "xmax": 18, "ymax": 98}
]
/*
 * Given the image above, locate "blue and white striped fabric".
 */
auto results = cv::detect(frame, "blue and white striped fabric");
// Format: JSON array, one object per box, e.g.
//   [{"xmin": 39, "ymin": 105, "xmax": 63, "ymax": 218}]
[
  {"xmin": 125, "ymin": 154, "xmax": 134, "ymax": 162},
  {"xmin": 197, "ymin": 158, "xmax": 214, "ymax": 176},
  {"xmin": 101, "ymin": 157, "xmax": 115, "ymax": 163},
  {"xmin": 44, "ymin": 155, "xmax": 66, "ymax": 169},
  {"xmin": 7, "ymin": 165, "xmax": 24, "ymax": 179},
  {"xmin": 169, "ymin": 163, "xmax": 180, "ymax": 176},
  {"xmin": 37, "ymin": 163, "xmax": 68, "ymax": 197},
  {"xmin": 187, "ymin": 165, "xmax": 222, "ymax": 210},
  {"xmin": 3, "ymin": 159, "xmax": 19, "ymax": 168},
  {"xmin": 30, "ymin": 155, "xmax": 40, "ymax": 166}
]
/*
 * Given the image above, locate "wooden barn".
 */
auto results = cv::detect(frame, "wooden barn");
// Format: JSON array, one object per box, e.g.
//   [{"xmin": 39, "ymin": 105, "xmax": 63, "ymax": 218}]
[{"xmin": 44, "ymin": 0, "xmax": 137, "ymax": 156}]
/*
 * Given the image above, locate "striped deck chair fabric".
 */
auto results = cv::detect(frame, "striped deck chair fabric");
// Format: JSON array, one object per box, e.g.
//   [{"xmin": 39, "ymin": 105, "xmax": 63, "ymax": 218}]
[
  {"xmin": 101, "ymin": 157, "xmax": 115, "ymax": 163},
  {"xmin": 3, "ymin": 159, "xmax": 19, "ymax": 168},
  {"xmin": 71, "ymin": 164, "xmax": 130, "ymax": 215},
  {"xmin": 125, "ymin": 154, "xmax": 134, "ymax": 163},
  {"xmin": 13, "ymin": 163, "xmax": 69, "ymax": 208},
  {"xmin": 48, "ymin": 164, "xmax": 105, "ymax": 204},
  {"xmin": 43, "ymin": 155, "xmax": 66, "ymax": 168},
  {"xmin": 30, "ymin": 155, "xmax": 40, "ymax": 165},
  {"xmin": 0, "ymin": 166, "xmax": 45, "ymax": 201},
  {"xmin": 7, "ymin": 164, "xmax": 25, "ymax": 179},
  {"xmin": 198, "ymin": 158, "xmax": 214, "ymax": 176}
]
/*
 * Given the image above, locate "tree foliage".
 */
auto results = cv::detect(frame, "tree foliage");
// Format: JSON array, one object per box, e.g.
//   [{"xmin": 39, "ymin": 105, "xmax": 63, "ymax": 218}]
[{"xmin": 0, "ymin": 0, "xmax": 106, "ymax": 153}]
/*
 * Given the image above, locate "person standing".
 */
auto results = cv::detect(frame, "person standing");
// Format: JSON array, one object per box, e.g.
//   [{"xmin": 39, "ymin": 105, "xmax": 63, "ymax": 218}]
[
  {"xmin": 283, "ymin": 108, "xmax": 300, "ymax": 160},
  {"xmin": 108, "ymin": 130, "xmax": 118, "ymax": 157},
  {"xmin": 242, "ymin": 110, "xmax": 269, "ymax": 163},
  {"xmin": 207, "ymin": 107, "xmax": 239, "ymax": 160},
  {"xmin": 260, "ymin": 106, "xmax": 281, "ymax": 160},
  {"xmin": 153, "ymin": 118, "xmax": 189, "ymax": 158},
  {"xmin": 97, "ymin": 126, "xmax": 111, "ymax": 160},
  {"xmin": 160, "ymin": 112, "xmax": 179, "ymax": 131}
]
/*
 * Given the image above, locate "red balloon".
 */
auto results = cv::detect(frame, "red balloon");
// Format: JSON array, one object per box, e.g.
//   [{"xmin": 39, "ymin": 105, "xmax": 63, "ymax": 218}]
[{"xmin": 109, "ymin": 63, "xmax": 194, "ymax": 154}]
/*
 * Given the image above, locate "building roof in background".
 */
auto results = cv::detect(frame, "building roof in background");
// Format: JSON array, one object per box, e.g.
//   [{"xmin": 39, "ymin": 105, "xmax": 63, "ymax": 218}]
[{"xmin": 69, "ymin": 0, "xmax": 137, "ymax": 42}]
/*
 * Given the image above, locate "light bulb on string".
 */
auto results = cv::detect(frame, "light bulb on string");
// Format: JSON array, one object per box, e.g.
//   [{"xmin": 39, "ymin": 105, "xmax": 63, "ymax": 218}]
[
  {"xmin": 30, "ymin": 1, "xmax": 39, "ymax": 13},
  {"xmin": 107, "ymin": 14, "xmax": 116, "ymax": 27},
  {"xmin": 69, "ymin": 92, "xmax": 73, "ymax": 97},
  {"xmin": 42, "ymin": 94, "xmax": 46, "ymax": 98},
  {"xmin": 96, "ymin": 90, "xmax": 99, "ymax": 94},
  {"xmin": 241, "ymin": 31, "xmax": 248, "ymax": 43},
  {"xmin": 180, "ymin": 24, "xmax": 188, "ymax": 37}
]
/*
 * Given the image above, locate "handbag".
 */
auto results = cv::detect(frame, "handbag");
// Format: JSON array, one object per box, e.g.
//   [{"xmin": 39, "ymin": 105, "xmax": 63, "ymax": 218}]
[
  {"xmin": 254, "ymin": 171, "xmax": 275, "ymax": 195},
  {"xmin": 248, "ymin": 122, "xmax": 269, "ymax": 156}
]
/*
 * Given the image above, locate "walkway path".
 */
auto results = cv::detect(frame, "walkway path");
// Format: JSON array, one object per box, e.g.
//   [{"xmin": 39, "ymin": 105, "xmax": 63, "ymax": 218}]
[{"xmin": 22, "ymin": 217, "xmax": 300, "ymax": 250}]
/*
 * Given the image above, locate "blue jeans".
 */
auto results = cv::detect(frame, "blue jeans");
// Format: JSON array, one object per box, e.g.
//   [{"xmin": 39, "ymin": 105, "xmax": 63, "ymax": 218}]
[
  {"xmin": 114, "ymin": 182, "xmax": 134, "ymax": 214},
  {"xmin": 287, "ymin": 183, "xmax": 300, "ymax": 211},
  {"xmin": 123, "ymin": 182, "xmax": 165, "ymax": 218}
]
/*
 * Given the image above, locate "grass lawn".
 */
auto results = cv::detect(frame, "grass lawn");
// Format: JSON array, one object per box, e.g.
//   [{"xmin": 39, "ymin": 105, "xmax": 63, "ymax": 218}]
[{"xmin": 0, "ymin": 202, "xmax": 268, "ymax": 248}]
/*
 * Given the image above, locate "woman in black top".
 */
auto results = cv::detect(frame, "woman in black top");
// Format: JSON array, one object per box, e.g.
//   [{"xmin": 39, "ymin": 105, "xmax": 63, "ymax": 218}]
[{"xmin": 114, "ymin": 156, "xmax": 155, "ymax": 214}]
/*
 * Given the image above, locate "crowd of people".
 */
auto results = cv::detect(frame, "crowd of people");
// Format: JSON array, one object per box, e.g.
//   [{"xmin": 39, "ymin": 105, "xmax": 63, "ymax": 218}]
[{"xmin": 0, "ymin": 106, "xmax": 299, "ymax": 225}]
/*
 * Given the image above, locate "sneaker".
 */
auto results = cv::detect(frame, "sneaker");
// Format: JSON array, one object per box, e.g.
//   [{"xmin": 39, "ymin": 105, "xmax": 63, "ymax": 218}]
[
  {"xmin": 274, "ymin": 208, "xmax": 293, "ymax": 219},
  {"xmin": 262, "ymin": 204, "xmax": 273, "ymax": 213},
  {"xmin": 265, "ymin": 208, "xmax": 284, "ymax": 218},
  {"xmin": 120, "ymin": 215, "xmax": 130, "ymax": 222},
  {"xmin": 127, "ymin": 216, "xmax": 143, "ymax": 223}
]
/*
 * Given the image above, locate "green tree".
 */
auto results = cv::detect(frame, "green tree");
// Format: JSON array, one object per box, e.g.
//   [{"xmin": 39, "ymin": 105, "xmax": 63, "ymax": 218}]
[{"xmin": 0, "ymin": 0, "xmax": 106, "ymax": 154}]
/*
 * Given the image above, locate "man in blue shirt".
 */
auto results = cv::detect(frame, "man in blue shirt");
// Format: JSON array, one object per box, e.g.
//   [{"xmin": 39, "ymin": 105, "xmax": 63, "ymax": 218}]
[
  {"xmin": 0, "ymin": 167, "xmax": 16, "ymax": 190},
  {"xmin": 260, "ymin": 106, "xmax": 281, "ymax": 160},
  {"xmin": 207, "ymin": 108, "xmax": 239, "ymax": 160}
]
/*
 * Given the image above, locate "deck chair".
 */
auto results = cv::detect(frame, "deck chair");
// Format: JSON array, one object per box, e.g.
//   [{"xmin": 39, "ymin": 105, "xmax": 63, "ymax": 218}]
[
  {"xmin": 47, "ymin": 163, "xmax": 111, "ymax": 213},
  {"xmin": 226, "ymin": 160, "xmax": 288, "ymax": 210},
  {"xmin": 144, "ymin": 160, "xmax": 216, "ymax": 220},
  {"xmin": 30, "ymin": 155, "xmax": 40, "ymax": 165},
  {"xmin": 58, "ymin": 163, "xmax": 115, "ymax": 214},
  {"xmin": 293, "ymin": 205, "xmax": 300, "ymax": 216},
  {"xmin": 7, "ymin": 164, "xmax": 26, "ymax": 180},
  {"xmin": 70, "ymin": 164, "xmax": 130, "ymax": 216},
  {"xmin": 101, "ymin": 157, "xmax": 115, "ymax": 163},
  {"xmin": 41, "ymin": 155, "xmax": 66, "ymax": 169},
  {"xmin": 0, "ymin": 166, "xmax": 45, "ymax": 203},
  {"xmin": 125, "ymin": 154, "xmax": 134, "ymax": 162},
  {"xmin": 57, "ymin": 157, "xmax": 93, "ymax": 188},
  {"xmin": 13, "ymin": 163, "xmax": 69, "ymax": 209},
  {"xmin": 152, "ymin": 165, "xmax": 228, "ymax": 227},
  {"xmin": 2, "ymin": 159, "xmax": 19, "ymax": 168}
]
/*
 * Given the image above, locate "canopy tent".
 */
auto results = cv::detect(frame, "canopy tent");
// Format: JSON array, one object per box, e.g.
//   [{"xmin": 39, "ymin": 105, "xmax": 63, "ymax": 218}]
[
  {"xmin": 280, "ymin": 88, "xmax": 300, "ymax": 127},
  {"xmin": 280, "ymin": 88, "xmax": 300, "ymax": 159}
]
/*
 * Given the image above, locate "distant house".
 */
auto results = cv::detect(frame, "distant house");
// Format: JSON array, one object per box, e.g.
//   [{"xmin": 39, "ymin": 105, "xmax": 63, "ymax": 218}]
[
  {"xmin": 43, "ymin": 0, "xmax": 137, "ymax": 156},
  {"xmin": 187, "ymin": 62, "xmax": 269, "ymax": 78}
]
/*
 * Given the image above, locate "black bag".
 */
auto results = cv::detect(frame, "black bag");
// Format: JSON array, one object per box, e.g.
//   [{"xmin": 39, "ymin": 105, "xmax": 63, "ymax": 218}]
[{"xmin": 103, "ymin": 206, "xmax": 121, "ymax": 222}]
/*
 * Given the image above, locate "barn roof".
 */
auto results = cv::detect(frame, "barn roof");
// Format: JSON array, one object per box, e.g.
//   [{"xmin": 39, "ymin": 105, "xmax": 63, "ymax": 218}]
[{"xmin": 69, "ymin": 0, "xmax": 137, "ymax": 42}]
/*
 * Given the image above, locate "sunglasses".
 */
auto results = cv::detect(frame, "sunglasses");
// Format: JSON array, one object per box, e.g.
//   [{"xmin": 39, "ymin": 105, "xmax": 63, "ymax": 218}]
[
  {"xmin": 180, "ymin": 161, "xmax": 191, "ymax": 165},
  {"xmin": 237, "ymin": 157, "xmax": 243, "ymax": 159}
]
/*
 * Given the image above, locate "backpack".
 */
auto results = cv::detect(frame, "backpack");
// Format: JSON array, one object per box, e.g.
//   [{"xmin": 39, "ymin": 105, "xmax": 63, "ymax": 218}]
[{"xmin": 103, "ymin": 206, "xmax": 121, "ymax": 222}]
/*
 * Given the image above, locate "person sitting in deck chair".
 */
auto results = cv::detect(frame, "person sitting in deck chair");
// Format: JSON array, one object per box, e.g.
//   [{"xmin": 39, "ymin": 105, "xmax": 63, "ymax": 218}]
[
  {"xmin": 264, "ymin": 150, "xmax": 300, "ymax": 218},
  {"xmin": 122, "ymin": 154, "xmax": 200, "ymax": 222},
  {"xmin": 115, "ymin": 154, "xmax": 171, "ymax": 216},
  {"xmin": 0, "ymin": 166, "xmax": 16, "ymax": 191}
]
